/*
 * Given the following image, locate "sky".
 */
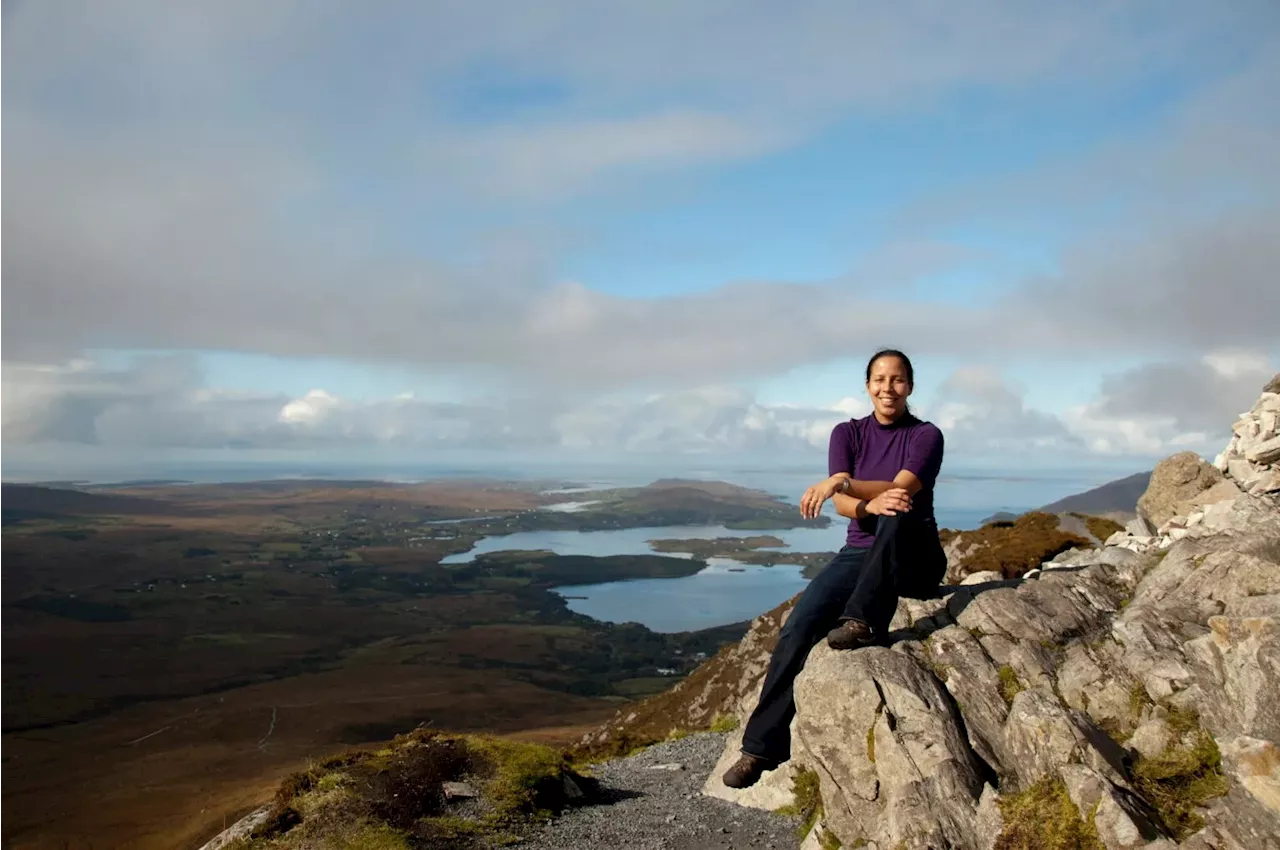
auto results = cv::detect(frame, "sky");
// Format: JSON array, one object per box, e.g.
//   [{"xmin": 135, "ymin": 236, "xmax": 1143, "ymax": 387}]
[{"xmin": 3, "ymin": 1, "xmax": 1279, "ymax": 483}]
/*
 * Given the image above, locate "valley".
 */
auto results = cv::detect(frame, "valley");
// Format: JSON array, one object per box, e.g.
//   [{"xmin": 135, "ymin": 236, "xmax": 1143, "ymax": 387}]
[{"xmin": 1, "ymin": 478, "xmax": 826, "ymax": 850}]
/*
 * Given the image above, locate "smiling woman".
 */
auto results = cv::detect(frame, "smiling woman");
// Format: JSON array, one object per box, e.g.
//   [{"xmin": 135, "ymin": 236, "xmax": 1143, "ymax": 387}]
[{"xmin": 722, "ymin": 348, "xmax": 950, "ymax": 790}]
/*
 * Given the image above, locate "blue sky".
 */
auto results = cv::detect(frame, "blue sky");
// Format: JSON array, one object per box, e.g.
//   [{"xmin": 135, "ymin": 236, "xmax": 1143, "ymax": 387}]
[{"xmin": 3, "ymin": 1, "xmax": 1279, "ymax": 481}]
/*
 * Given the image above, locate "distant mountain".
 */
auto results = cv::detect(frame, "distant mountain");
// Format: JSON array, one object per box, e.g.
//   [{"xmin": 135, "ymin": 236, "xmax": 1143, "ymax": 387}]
[{"xmin": 1037, "ymin": 470, "xmax": 1151, "ymax": 516}]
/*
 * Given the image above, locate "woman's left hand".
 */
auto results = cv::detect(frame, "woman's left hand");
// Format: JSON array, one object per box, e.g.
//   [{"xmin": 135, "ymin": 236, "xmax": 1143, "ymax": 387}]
[{"xmin": 800, "ymin": 476, "xmax": 845, "ymax": 519}]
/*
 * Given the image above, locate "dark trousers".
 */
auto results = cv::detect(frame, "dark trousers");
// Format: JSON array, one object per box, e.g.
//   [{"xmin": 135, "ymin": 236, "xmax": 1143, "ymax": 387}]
[{"xmin": 740, "ymin": 512, "xmax": 946, "ymax": 763}]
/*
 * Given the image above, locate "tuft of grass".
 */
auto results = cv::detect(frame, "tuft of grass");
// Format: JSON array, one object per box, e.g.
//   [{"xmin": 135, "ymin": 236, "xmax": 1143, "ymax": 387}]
[
  {"xmin": 666, "ymin": 727, "xmax": 691, "ymax": 741},
  {"xmin": 1128, "ymin": 683, "xmax": 1151, "ymax": 722},
  {"xmin": 710, "ymin": 713, "xmax": 740, "ymax": 733},
  {"xmin": 468, "ymin": 736, "xmax": 571, "ymax": 822},
  {"xmin": 820, "ymin": 827, "xmax": 844, "ymax": 849},
  {"xmin": 998, "ymin": 665, "xmax": 1024, "ymax": 708},
  {"xmin": 776, "ymin": 768, "xmax": 824, "ymax": 839},
  {"xmin": 1131, "ymin": 708, "xmax": 1228, "ymax": 838},
  {"xmin": 994, "ymin": 776, "xmax": 1105, "ymax": 850}
]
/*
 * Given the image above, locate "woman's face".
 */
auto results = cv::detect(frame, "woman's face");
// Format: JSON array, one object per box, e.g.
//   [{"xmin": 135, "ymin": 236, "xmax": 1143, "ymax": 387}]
[{"xmin": 866, "ymin": 356, "xmax": 912, "ymax": 420}]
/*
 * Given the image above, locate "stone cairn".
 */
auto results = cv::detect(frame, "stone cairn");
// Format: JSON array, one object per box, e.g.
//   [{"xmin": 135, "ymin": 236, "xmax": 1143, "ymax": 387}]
[{"xmin": 1107, "ymin": 382, "xmax": 1280, "ymax": 554}]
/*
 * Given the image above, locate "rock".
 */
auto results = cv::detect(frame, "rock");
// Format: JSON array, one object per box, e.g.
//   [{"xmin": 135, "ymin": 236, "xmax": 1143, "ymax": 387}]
[
  {"xmin": 793, "ymin": 644, "xmax": 988, "ymax": 850},
  {"xmin": 443, "ymin": 781, "xmax": 479, "ymax": 800},
  {"xmin": 1248, "ymin": 435, "xmax": 1280, "ymax": 466},
  {"xmin": 1226, "ymin": 456, "xmax": 1258, "ymax": 488},
  {"xmin": 959, "ymin": 570, "xmax": 1004, "ymax": 586},
  {"xmin": 1128, "ymin": 717, "xmax": 1172, "ymax": 760},
  {"xmin": 702, "ymin": 723, "xmax": 808, "ymax": 811},
  {"xmin": 1220, "ymin": 736, "xmax": 1280, "ymax": 816},
  {"xmin": 1126, "ymin": 516, "xmax": 1155, "ymax": 537},
  {"xmin": 1263, "ymin": 375, "xmax": 1280, "ymax": 395},
  {"xmin": 1183, "ymin": 616, "xmax": 1280, "ymax": 744},
  {"xmin": 197, "ymin": 807, "xmax": 271, "ymax": 850},
  {"xmin": 1059, "ymin": 763, "xmax": 1161, "ymax": 849},
  {"xmin": 1251, "ymin": 469, "xmax": 1280, "ymax": 495},
  {"xmin": 1174, "ymin": 478, "xmax": 1243, "ymax": 519},
  {"xmin": 1137, "ymin": 452, "xmax": 1223, "ymax": 529},
  {"xmin": 647, "ymin": 763, "xmax": 685, "ymax": 771}
]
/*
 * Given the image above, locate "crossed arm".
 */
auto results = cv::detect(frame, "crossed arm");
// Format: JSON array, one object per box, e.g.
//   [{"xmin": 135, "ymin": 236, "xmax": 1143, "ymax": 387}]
[{"xmin": 801, "ymin": 470, "xmax": 922, "ymax": 520}]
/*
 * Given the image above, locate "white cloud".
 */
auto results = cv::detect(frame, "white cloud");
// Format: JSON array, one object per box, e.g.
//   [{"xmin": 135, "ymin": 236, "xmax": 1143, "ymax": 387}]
[{"xmin": 1060, "ymin": 350, "xmax": 1276, "ymax": 456}]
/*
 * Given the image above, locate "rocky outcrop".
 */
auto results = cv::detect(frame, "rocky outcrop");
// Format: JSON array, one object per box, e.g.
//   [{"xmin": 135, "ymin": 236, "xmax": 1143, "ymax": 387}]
[
  {"xmin": 1105, "ymin": 382, "xmax": 1280, "ymax": 556},
  {"xmin": 702, "ymin": 376, "xmax": 1280, "ymax": 849},
  {"xmin": 1137, "ymin": 453, "xmax": 1225, "ymax": 530}
]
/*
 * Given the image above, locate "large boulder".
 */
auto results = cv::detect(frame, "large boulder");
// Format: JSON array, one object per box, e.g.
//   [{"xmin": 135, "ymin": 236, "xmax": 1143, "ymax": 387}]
[
  {"xmin": 1137, "ymin": 451, "xmax": 1224, "ymax": 529},
  {"xmin": 792, "ymin": 643, "xmax": 990, "ymax": 849}
]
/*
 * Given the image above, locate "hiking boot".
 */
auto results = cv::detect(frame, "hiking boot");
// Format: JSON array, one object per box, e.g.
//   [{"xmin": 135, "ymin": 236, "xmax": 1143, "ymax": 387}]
[
  {"xmin": 722, "ymin": 753, "xmax": 773, "ymax": 789},
  {"xmin": 826, "ymin": 618, "xmax": 874, "ymax": 650}
]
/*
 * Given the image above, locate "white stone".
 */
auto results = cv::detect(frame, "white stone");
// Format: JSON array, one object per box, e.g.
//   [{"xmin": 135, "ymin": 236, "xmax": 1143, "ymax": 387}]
[
  {"xmin": 1247, "ymin": 435, "xmax": 1280, "ymax": 466},
  {"xmin": 1235, "ymin": 418, "xmax": 1261, "ymax": 439},
  {"xmin": 647, "ymin": 762, "xmax": 685, "ymax": 771},
  {"xmin": 961, "ymin": 570, "xmax": 1005, "ymax": 585},
  {"xmin": 1250, "ymin": 470, "xmax": 1280, "ymax": 495},
  {"xmin": 1261, "ymin": 411, "xmax": 1279, "ymax": 440},
  {"xmin": 443, "ymin": 781, "xmax": 479, "ymax": 799},
  {"xmin": 1215, "ymin": 452, "xmax": 1230, "ymax": 472},
  {"xmin": 1253, "ymin": 392, "xmax": 1280, "ymax": 414},
  {"xmin": 1106, "ymin": 531, "xmax": 1129, "ymax": 547},
  {"xmin": 1126, "ymin": 516, "xmax": 1155, "ymax": 537},
  {"xmin": 1227, "ymin": 457, "xmax": 1257, "ymax": 486}
]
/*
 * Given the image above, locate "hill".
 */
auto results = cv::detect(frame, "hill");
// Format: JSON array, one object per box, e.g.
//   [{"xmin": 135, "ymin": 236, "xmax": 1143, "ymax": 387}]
[
  {"xmin": 1, "ymin": 483, "xmax": 188, "ymax": 523},
  {"xmin": 1038, "ymin": 469, "xmax": 1152, "ymax": 516}
]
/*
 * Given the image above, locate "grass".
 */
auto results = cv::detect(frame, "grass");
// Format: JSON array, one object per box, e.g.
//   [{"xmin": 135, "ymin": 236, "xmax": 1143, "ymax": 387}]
[
  {"xmin": 1131, "ymin": 707, "xmax": 1228, "ymax": 838},
  {"xmin": 776, "ymin": 768, "xmax": 824, "ymax": 840},
  {"xmin": 998, "ymin": 666, "xmax": 1024, "ymax": 708},
  {"xmin": 994, "ymin": 776, "xmax": 1105, "ymax": 850},
  {"xmin": 954, "ymin": 512, "xmax": 1092, "ymax": 580},
  {"xmin": 1071, "ymin": 513, "xmax": 1125, "ymax": 544},
  {"xmin": 224, "ymin": 729, "xmax": 583, "ymax": 849},
  {"xmin": 866, "ymin": 725, "xmax": 876, "ymax": 763},
  {"xmin": 710, "ymin": 713, "xmax": 740, "ymax": 733}
]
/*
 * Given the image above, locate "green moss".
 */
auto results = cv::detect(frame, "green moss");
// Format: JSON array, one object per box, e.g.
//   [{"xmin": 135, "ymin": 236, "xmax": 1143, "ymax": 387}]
[
  {"xmin": 1131, "ymin": 709, "xmax": 1228, "ymax": 838},
  {"xmin": 666, "ymin": 727, "xmax": 691, "ymax": 741},
  {"xmin": 469, "ymin": 736, "xmax": 569, "ymax": 822},
  {"xmin": 994, "ymin": 776, "xmax": 1105, "ymax": 850},
  {"xmin": 865, "ymin": 724, "xmax": 876, "ymax": 763},
  {"xmin": 776, "ymin": 768, "xmax": 824, "ymax": 839},
  {"xmin": 710, "ymin": 713, "xmax": 740, "ymax": 733},
  {"xmin": 820, "ymin": 827, "xmax": 843, "ymax": 849},
  {"xmin": 998, "ymin": 665, "xmax": 1024, "ymax": 707}
]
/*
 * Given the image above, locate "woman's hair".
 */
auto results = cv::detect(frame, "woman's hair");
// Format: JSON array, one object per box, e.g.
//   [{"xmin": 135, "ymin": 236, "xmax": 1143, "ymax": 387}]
[{"xmin": 865, "ymin": 348, "xmax": 914, "ymax": 415}]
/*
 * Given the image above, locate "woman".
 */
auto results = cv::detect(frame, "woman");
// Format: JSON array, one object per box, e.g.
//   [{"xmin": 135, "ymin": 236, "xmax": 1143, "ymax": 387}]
[{"xmin": 722, "ymin": 349, "xmax": 947, "ymax": 789}]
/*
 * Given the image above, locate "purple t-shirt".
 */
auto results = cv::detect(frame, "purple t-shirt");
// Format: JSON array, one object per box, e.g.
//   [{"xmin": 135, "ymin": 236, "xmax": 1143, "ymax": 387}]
[{"xmin": 827, "ymin": 413, "xmax": 944, "ymax": 548}]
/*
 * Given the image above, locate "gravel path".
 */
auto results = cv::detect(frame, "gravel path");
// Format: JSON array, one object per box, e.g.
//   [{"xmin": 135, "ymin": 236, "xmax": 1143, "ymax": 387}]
[{"xmin": 520, "ymin": 732, "xmax": 802, "ymax": 850}]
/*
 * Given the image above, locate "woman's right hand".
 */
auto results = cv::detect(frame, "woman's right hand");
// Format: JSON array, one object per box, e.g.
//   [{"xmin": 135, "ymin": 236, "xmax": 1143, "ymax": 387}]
[{"xmin": 866, "ymin": 488, "xmax": 912, "ymax": 516}]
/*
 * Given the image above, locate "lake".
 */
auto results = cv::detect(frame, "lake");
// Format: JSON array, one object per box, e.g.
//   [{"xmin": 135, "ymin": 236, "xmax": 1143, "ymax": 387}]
[{"xmin": 441, "ymin": 504, "xmax": 1001, "ymax": 632}]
